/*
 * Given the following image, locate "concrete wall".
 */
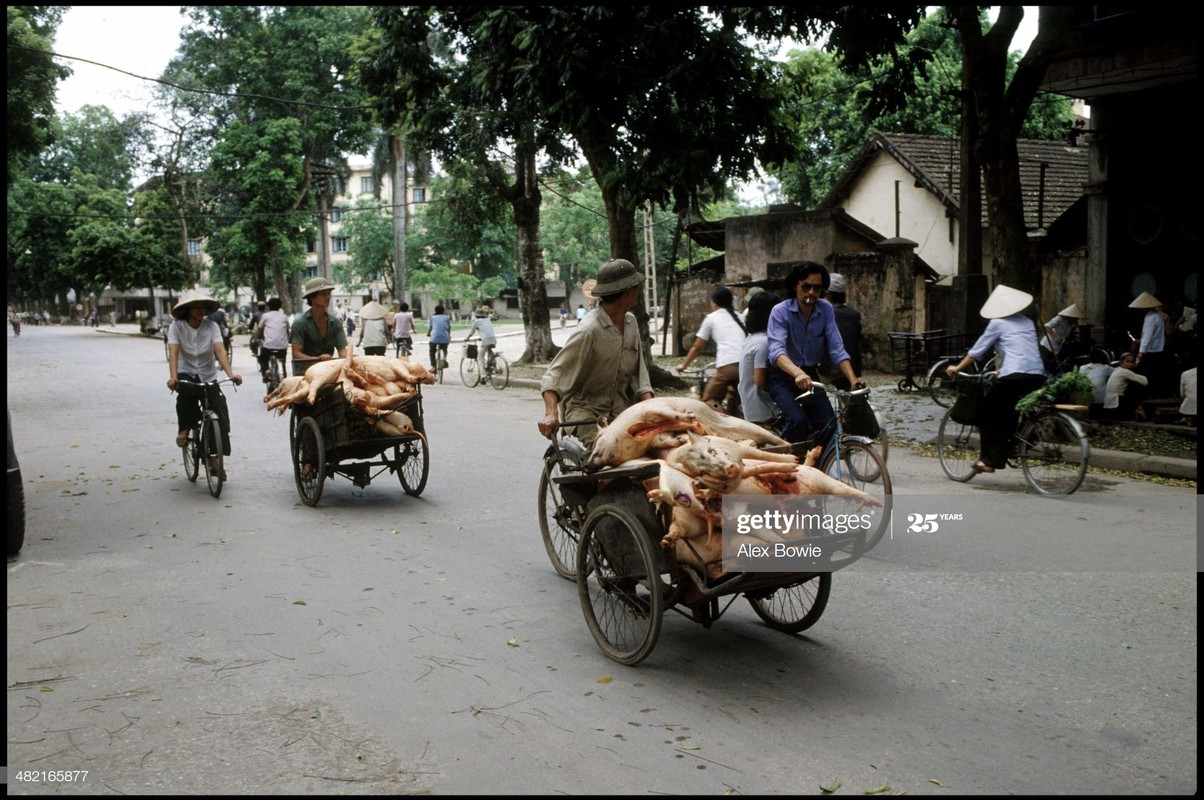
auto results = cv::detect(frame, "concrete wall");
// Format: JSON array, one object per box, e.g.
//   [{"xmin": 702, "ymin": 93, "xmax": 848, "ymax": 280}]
[{"xmin": 843, "ymin": 150, "xmax": 959, "ymax": 280}]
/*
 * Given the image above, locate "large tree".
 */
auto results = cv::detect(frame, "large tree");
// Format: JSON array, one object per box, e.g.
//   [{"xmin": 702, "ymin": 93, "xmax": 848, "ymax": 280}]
[
  {"xmin": 6, "ymin": 5, "xmax": 68, "ymax": 187},
  {"xmin": 171, "ymin": 5, "xmax": 377, "ymax": 311}
]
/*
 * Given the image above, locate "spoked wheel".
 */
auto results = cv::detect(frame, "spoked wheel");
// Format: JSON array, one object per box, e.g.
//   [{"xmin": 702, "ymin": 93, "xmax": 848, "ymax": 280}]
[
  {"xmin": 1019, "ymin": 412, "xmax": 1089, "ymax": 496},
  {"xmin": 489, "ymin": 354, "xmax": 509, "ymax": 390},
  {"xmin": 182, "ymin": 427, "xmax": 199, "ymax": 482},
  {"xmin": 576, "ymin": 504, "xmax": 664, "ymax": 665},
  {"xmin": 747, "ymin": 574, "xmax": 832, "ymax": 633},
  {"xmin": 268, "ymin": 356, "xmax": 283, "ymax": 393},
  {"xmin": 937, "ymin": 409, "xmax": 981, "ymax": 482},
  {"xmin": 872, "ymin": 408, "xmax": 889, "ymax": 464},
  {"xmin": 293, "ymin": 416, "xmax": 325, "ymax": 506},
  {"xmin": 821, "ymin": 440, "xmax": 892, "ymax": 551},
  {"xmin": 538, "ymin": 453, "xmax": 581, "ymax": 581},
  {"xmin": 927, "ymin": 357, "xmax": 971, "ymax": 408},
  {"xmin": 396, "ymin": 435, "xmax": 429, "ymax": 496},
  {"xmin": 202, "ymin": 413, "xmax": 224, "ymax": 498},
  {"xmin": 460, "ymin": 356, "xmax": 481, "ymax": 387},
  {"xmin": 436, "ymin": 347, "xmax": 447, "ymax": 384}
]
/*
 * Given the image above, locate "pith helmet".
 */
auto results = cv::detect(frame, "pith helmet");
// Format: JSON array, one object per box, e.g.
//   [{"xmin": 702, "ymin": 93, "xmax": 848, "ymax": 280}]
[{"xmin": 593, "ymin": 259, "xmax": 645, "ymax": 295}]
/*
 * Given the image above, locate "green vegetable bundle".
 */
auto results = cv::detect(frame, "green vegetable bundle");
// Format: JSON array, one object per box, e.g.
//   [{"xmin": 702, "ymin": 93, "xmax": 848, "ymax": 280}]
[{"xmin": 1015, "ymin": 371, "xmax": 1095, "ymax": 415}]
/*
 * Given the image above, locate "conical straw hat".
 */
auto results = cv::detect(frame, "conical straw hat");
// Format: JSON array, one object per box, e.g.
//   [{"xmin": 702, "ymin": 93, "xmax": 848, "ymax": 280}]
[
  {"xmin": 1058, "ymin": 303, "xmax": 1084, "ymax": 318},
  {"xmin": 1128, "ymin": 291, "xmax": 1161, "ymax": 309},
  {"xmin": 357, "ymin": 301, "xmax": 389, "ymax": 320},
  {"xmin": 979, "ymin": 284, "xmax": 1033, "ymax": 319}
]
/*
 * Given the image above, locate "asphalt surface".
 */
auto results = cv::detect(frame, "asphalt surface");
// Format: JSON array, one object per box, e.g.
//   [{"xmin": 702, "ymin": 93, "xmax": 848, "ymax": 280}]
[{"xmin": 102, "ymin": 321, "xmax": 1195, "ymax": 481}]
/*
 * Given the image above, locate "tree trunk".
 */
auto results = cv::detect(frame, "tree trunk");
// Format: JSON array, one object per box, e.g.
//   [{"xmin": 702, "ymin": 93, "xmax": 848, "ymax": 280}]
[
  {"xmin": 391, "ymin": 134, "xmax": 407, "ymax": 302},
  {"xmin": 509, "ymin": 143, "xmax": 556, "ymax": 364}
]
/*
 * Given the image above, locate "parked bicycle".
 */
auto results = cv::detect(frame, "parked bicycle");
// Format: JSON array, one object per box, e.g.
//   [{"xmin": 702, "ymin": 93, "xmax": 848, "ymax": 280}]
[
  {"xmin": 937, "ymin": 372, "xmax": 1091, "ymax": 495},
  {"xmin": 459, "ymin": 339, "xmax": 510, "ymax": 390},
  {"xmin": 176, "ymin": 378, "xmax": 237, "ymax": 498}
]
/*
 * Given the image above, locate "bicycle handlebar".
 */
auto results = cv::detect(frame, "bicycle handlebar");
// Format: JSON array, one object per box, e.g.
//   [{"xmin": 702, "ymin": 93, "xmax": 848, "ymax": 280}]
[
  {"xmin": 175, "ymin": 377, "xmax": 238, "ymax": 393},
  {"xmin": 794, "ymin": 382, "xmax": 869, "ymax": 402}
]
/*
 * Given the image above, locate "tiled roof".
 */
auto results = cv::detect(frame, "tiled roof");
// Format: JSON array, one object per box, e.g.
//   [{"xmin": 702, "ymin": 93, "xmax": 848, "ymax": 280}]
[{"xmin": 822, "ymin": 132, "xmax": 1089, "ymax": 231}]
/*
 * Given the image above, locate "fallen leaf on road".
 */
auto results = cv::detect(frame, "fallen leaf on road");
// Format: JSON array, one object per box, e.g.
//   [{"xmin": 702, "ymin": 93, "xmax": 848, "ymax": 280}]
[
  {"xmin": 820, "ymin": 779, "xmax": 841, "ymax": 793},
  {"xmin": 596, "ymin": 675, "xmax": 613, "ymax": 684},
  {"xmin": 293, "ymin": 600, "xmax": 307, "ymax": 606},
  {"xmin": 507, "ymin": 637, "xmax": 519, "ymax": 647},
  {"xmin": 865, "ymin": 785, "xmax": 891, "ymax": 794}
]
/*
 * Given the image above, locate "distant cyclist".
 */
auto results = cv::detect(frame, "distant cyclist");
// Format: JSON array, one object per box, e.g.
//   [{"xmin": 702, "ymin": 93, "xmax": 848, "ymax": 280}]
[
  {"xmin": 464, "ymin": 304, "xmax": 498, "ymax": 367},
  {"xmin": 254, "ymin": 297, "xmax": 290, "ymax": 383},
  {"xmin": 392, "ymin": 302, "xmax": 415, "ymax": 357}
]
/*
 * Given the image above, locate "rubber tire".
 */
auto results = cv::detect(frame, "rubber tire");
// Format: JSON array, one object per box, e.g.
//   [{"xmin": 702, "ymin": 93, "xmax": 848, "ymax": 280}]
[
  {"xmin": 7, "ymin": 464, "xmax": 25, "ymax": 557},
  {"xmin": 820, "ymin": 440, "xmax": 892, "ymax": 552},
  {"xmin": 397, "ymin": 435, "xmax": 429, "ymax": 497},
  {"xmin": 937, "ymin": 409, "xmax": 981, "ymax": 482},
  {"xmin": 293, "ymin": 416, "xmax": 325, "ymax": 507},
  {"xmin": 1019, "ymin": 412, "xmax": 1090, "ymax": 496},
  {"xmin": 927, "ymin": 356, "xmax": 969, "ymax": 408},
  {"xmin": 538, "ymin": 452, "xmax": 580, "ymax": 581},
  {"xmin": 202, "ymin": 413, "xmax": 224, "ymax": 498},
  {"xmin": 268, "ymin": 355, "xmax": 283, "ymax": 393},
  {"xmin": 460, "ymin": 356, "xmax": 480, "ymax": 387},
  {"xmin": 182, "ymin": 427, "xmax": 199, "ymax": 482},
  {"xmin": 748, "ymin": 574, "xmax": 832, "ymax": 633},
  {"xmin": 489, "ymin": 354, "xmax": 509, "ymax": 390},
  {"xmin": 576, "ymin": 504, "xmax": 663, "ymax": 666}
]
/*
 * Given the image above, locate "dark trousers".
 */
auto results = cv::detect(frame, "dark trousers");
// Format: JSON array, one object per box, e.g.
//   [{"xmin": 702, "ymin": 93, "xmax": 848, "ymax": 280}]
[
  {"xmin": 1135, "ymin": 351, "xmax": 1173, "ymax": 399},
  {"xmin": 766, "ymin": 365, "xmax": 835, "ymax": 445},
  {"xmin": 257, "ymin": 347, "xmax": 287, "ymax": 378},
  {"xmin": 979, "ymin": 373, "xmax": 1046, "ymax": 469},
  {"xmin": 363, "ymin": 346, "xmax": 387, "ymax": 356},
  {"xmin": 176, "ymin": 375, "xmax": 232, "ymax": 456}
]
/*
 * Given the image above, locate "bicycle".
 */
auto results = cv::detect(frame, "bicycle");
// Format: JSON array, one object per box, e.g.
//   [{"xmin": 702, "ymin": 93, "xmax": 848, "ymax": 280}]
[
  {"xmin": 176, "ymin": 378, "xmax": 237, "ymax": 498},
  {"xmin": 395, "ymin": 336, "xmax": 414, "ymax": 359},
  {"xmin": 936, "ymin": 372, "xmax": 1090, "ymax": 495},
  {"xmin": 262, "ymin": 349, "xmax": 286, "ymax": 394},
  {"xmin": 680, "ymin": 361, "xmax": 741, "ymax": 415},
  {"xmin": 459, "ymin": 339, "xmax": 510, "ymax": 390},
  {"xmin": 537, "ymin": 419, "xmax": 599, "ymax": 581},
  {"xmin": 433, "ymin": 343, "xmax": 448, "ymax": 384},
  {"xmin": 769, "ymin": 384, "xmax": 893, "ymax": 552},
  {"xmin": 926, "ymin": 353, "xmax": 999, "ymax": 408}
]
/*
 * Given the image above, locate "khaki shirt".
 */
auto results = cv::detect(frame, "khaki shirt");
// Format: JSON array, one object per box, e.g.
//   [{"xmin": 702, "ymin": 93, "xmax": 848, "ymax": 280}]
[{"xmin": 540, "ymin": 308, "xmax": 651, "ymax": 435}]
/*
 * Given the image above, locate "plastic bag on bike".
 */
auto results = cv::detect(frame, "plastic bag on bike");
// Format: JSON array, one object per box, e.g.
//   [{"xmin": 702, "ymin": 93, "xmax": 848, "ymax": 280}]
[{"xmin": 843, "ymin": 393, "xmax": 881, "ymax": 438}]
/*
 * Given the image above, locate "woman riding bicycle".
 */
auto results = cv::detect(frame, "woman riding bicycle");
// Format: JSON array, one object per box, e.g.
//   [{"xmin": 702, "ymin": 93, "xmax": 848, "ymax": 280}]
[
  {"xmin": 944, "ymin": 284, "xmax": 1046, "ymax": 474},
  {"xmin": 675, "ymin": 285, "xmax": 746, "ymax": 416},
  {"xmin": 463, "ymin": 304, "xmax": 498, "ymax": 367},
  {"xmin": 166, "ymin": 289, "xmax": 243, "ymax": 463}
]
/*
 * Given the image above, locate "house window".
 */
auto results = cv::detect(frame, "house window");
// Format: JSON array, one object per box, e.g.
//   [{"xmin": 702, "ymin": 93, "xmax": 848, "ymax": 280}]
[
  {"xmin": 360, "ymin": 176, "xmax": 374, "ymax": 194},
  {"xmin": 186, "ymin": 240, "xmax": 201, "ymax": 257},
  {"xmin": 303, "ymin": 266, "xmax": 317, "ymax": 279},
  {"xmin": 412, "ymin": 187, "xmax": 426, "ymax": 203},
  {"xmin": 329, "ymin": 208, "xmax": 342, "ymax": 223},
  {"xmin": 332, "ymin": 237, "xmax": 349, "ymax": 253},
  {"xmin": 306, "ymin": 240, "xmax": 316, "ymax": 254}
]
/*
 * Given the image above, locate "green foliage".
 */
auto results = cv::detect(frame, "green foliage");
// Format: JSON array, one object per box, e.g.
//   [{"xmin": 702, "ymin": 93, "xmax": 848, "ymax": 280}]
[
  {"xmin": 1016, "ymin": 371, "xmax": 1094, "ymax": 415},
  {"xmin": 7, "ymin": 6, "xmax": 69, "ymax": 186},
  {"xmin": 337, "ymin": 198, "xmax": 394, "ymax": 289},
  {"xmin": 37, "ymin": 106, "xmax": 143, "ymax": 192},
  {"xmin": 772, "ymin": 8, "xmax": 1075, "ymax": 208}
]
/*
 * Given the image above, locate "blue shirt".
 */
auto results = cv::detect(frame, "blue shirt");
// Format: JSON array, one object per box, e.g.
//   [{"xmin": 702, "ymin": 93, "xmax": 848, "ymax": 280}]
[
  {"xmin": 968, "ymin": 314, "xmax": 1045, "ymax": 377},
  {"xmin": 427, "ymin": 314, "xmax": 451, "ymax": 345},
  {"xmin": 767, "ymin": 297, "xmax": 850, "ymax": 372}
]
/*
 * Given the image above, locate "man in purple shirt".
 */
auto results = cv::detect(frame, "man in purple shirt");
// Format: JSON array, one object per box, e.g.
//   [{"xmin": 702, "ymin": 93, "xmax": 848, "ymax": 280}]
[{"xmin": 766, "ymin": 262, "xmax": 860, "ymax": 444}]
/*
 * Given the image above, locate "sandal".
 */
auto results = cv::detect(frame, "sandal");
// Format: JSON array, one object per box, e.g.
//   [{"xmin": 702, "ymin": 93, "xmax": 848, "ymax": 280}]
[{"xmin": 176, "ymin": 432, "xmax": 190, "ymax": 448}]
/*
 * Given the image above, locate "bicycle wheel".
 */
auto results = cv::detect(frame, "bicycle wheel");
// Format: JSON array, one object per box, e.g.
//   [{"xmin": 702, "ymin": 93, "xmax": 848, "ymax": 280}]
[
  {"xmin": 927, "ymin": 357, "xmax": 970, "ymax": 408},
  {"xmin": 747, "ymin": 574, "xmax": 832, "ymax": 633},
  {"xmin": 872, "ymin": 407, "xmax": 889, "ymax": 464},
  {"xmin": 268, "ymin": 356, "xmax": 283, "ymax": 393},
  {"xmin": 202, "ymin": 413, "xmax": 224, "ymax": 498},
  {"xmin": 293, "ymin": 416, "xmax": 325, "ymax": 506},
  {"xmin": 182, "ymin": 426, "xmax": 199, "ymax": 482},
  {"xmin": 436, "ymin": 346, "xmax": 446, "ymax": 383},
  {"xmin": 538, "ymin": 451, "xmax": 580, "ymax": 581},
  {"xmin": 460, "ymin": 355, "xmax": 481, "ymax": 387},
  {"xmin": 1019, "ymin": 411, "xmax": 1089, "ymax": 496},
  {"xmin": 396, "ymin": 435, "xmax": 429, "ymax": 496},
  {"xmin": 489, "ymin": 353, "xmax": 509, "ymax": 390},
  {"xmin": 821, "ymin": 440, "xmax": 892, "ymax": 551},
  {"xmin": 576, "ymin": 504, "xmax": 663, "ymax": 665},
  {"xmin": 937, "ymin": 409, "xmax": 981, "ymax": 482}
]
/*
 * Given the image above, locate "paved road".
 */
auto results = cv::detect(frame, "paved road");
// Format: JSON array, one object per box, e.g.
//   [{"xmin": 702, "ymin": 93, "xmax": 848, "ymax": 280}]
[{"xmin": 6, "ymin": 325, "xmax": 1198, "ymax": 795}]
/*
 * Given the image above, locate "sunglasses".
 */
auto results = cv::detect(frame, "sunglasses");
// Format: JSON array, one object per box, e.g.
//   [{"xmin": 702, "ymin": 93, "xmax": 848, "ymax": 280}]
[{"xmin": 799, "ymin": 282, "xmax": 825, "ymax": 293}]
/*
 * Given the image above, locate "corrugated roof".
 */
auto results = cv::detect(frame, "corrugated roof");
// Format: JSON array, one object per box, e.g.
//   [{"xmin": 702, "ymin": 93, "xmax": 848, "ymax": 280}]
[{"xmin": 821, "ymin": 132, "xmax": 1089, "ymax": 231}]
